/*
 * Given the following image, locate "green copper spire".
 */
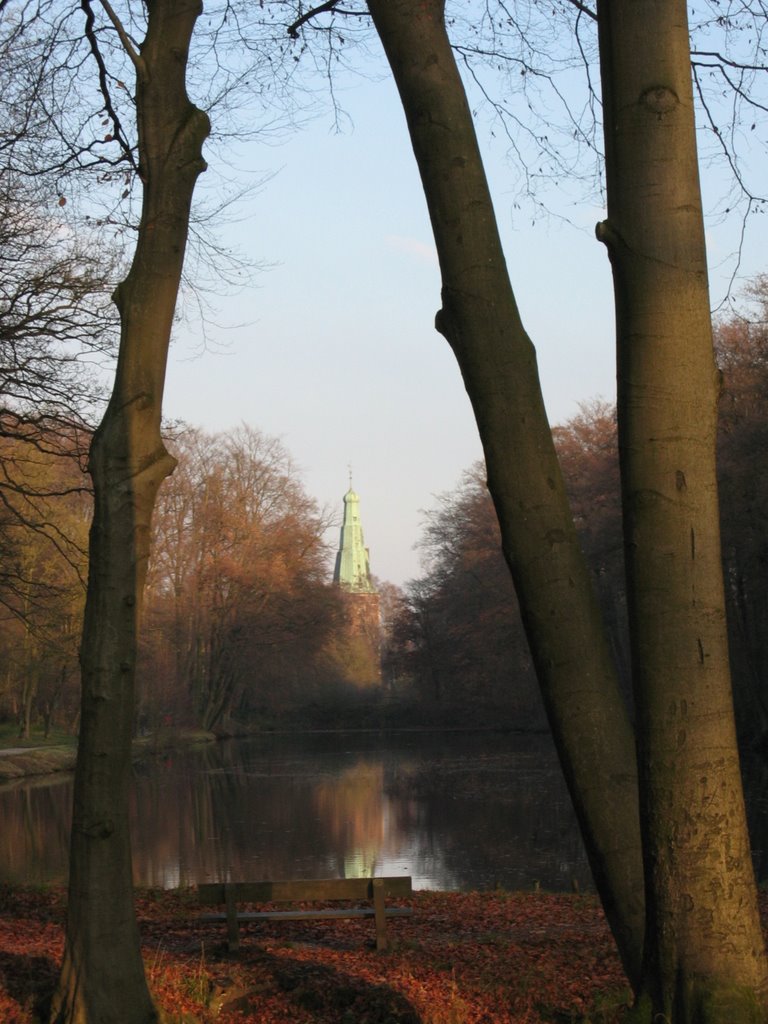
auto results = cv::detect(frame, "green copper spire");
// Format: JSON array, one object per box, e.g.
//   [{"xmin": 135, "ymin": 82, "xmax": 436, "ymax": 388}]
[{"xmin": 333, "ymin": 486, "xmax": 377, "ymax": 593}]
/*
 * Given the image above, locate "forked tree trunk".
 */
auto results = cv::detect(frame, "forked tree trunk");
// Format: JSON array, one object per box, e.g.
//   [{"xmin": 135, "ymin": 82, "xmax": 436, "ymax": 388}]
[
  {"xmin": 50, "ymin": 1, "xmax": 209, "ymax": 1021},
  {"xmin": 596, "ymin": 2, "xmax": 768, "ymax": 1020},
  {"xmin": 366, "ymin": 0, "xmax": 645, "ymax": 987}
]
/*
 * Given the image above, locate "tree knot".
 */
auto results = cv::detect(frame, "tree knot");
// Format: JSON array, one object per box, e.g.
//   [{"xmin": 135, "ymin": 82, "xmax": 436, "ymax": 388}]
[
  {"xmin": 640, "ymin": 86, "xmax": 679, "ymax": 118},
  {"xmin": 595, "ymin": 219, "xmax": 625, "ymax": 258}
]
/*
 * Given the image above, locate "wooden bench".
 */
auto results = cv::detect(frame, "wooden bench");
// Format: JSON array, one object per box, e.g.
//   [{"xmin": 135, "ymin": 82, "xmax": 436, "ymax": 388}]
[{"xmin": 198, "ymin": 876, "xmax": 413, "ymax": 952}]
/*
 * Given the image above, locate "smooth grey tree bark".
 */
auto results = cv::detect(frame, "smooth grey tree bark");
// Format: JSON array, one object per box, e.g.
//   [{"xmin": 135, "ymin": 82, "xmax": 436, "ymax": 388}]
[{"xmin": 597, "ymin": 2, "xmax": 768, "ymax": 1020}]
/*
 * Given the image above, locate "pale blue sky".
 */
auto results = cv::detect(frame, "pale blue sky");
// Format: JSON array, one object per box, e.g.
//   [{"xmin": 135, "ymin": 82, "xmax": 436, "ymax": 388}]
[{"xmin": 163, "ymin": 52, "xmax": 764, "ymax": 588}]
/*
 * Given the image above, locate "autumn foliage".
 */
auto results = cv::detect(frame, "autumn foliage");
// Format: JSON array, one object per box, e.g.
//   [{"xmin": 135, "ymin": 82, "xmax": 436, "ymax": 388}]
[
  {"xmin": 0, "ymin": 885, "xmax": 633, "ymax": 1024},
  {"xmin": 389, "ymin": 279, "xmax": 768, "ymax": 745},
  {"xmin": 138, "ymin": 425, "xmax": 346, "ymax": 732},
  {"xmin": 3, "ymin": 281, "xmax": 768, "ymax": 740},
  {"xmin": 0, "ymin": 423, "xmax": 384, "ymax": 736}
]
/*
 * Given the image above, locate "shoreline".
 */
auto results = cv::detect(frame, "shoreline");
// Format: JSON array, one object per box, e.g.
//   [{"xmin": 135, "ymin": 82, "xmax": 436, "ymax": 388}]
[
  {"xmin": 0, "ymin": 744, "xmax": 77, "ymax": 783},
  {"xmin": 0, "ymin": 728, "xmax": 218, "ymax": 785},
  {"xmin": 0, "ymin": 724, "xmax": 547, "ymax": 785}
]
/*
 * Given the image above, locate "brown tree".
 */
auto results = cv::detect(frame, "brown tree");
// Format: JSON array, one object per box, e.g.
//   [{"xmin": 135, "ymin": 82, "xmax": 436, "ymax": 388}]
[
  {"xmin": 364, "ymin": 0, "xmax": 645, "ymax": 986},
  {"xmin": 391, "ymin": 411, "xmax": 630, "ymax": 727},
  {"xmin": 715, "ymin": 281, "xmax": 768, "ymax": 747},
  {"xmin": 596, "ymin": 3, "xmax": 768, "ymax": 1017},
  {"xmin": 389, "ymin": 467, "xmax": 541, "ymax": 726},
  {"xmin": 0, "ymin": 424, "xmax": 89, "ymax": 739},
  {"xmin": 0, "ymin": 49, "xmax": 113, "ymax": 679},
  {"xmin": 552, "ymin": 402, "xmax": 630, "ymax": 693},
  {"xmin": 142, "ymin": 425, "xmax": 339, "ymax": 731},
  {"xmin": 49, "ymin": 0, "xmax": 210, "ymax": 1019}
]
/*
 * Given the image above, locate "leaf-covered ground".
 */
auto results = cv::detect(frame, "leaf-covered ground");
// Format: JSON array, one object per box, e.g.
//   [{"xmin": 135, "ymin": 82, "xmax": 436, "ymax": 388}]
[{"xmin": 0, "ymin": 885, "xmax": 634, "ymax": 1023}]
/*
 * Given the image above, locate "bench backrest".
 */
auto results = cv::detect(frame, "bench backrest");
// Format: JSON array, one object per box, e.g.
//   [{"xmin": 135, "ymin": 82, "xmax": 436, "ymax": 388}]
[{"xmin": 198, "ymin": 876, "xmax": 412, "ymax": 906}]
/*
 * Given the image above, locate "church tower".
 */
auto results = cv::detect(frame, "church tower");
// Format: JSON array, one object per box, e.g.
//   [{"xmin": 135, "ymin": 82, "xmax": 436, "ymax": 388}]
[
  {"xmin": 333, "ymin": 487, "xmax": 377, "ymax": 594},
  {"xmin": 332, "ymin": 483, "xmax": 381, "ymax": 684}
]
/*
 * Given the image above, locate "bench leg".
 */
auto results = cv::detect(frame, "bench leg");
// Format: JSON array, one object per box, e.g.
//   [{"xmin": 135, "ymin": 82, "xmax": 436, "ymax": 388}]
[
  {"xmin": 225, "ymin": 885, "xmax": 240, "ymax": 952},
  {"xmin": 373, "ymin": 878, "xmax": 387, "ymax": 952}
]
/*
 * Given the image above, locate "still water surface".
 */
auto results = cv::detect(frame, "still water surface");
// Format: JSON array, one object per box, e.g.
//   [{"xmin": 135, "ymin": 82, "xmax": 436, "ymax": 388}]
[{"xmin": 0, "ymin": 731, "xmax": 605, "ymax": 891}]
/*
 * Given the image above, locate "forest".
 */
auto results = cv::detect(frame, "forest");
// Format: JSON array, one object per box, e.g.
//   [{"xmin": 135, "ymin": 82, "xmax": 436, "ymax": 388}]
[
  {"xmin": 3, "ymin": 276, "xmax": 768, "ymax": 746},
  {"xmin": 3, "ymin": 0, "xmax": 768, "ymax": 1021},
  {"xmin": 0, "ymin": 417, "xmax": 375, "ymax": 737},
  {"xmin": 388, "ymin": 276, "xmax": 768, "ymax": 745}
]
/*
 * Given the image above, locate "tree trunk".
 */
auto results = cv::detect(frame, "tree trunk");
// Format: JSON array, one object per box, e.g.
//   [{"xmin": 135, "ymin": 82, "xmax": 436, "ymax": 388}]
[
  {"xmin": 596, "ymin": 3, "xmax": 768, "ymax": 1020},
  {"xmin": 19, "ymin": 669, "xmax": 35, "ymax": 741},
  {"xmin": 366, "ymin": 0, "xmax": 645, "ymax": 987},
  {"xmin": 50, "ymin": 1, "xmax": 209, "ymax": 1021}
]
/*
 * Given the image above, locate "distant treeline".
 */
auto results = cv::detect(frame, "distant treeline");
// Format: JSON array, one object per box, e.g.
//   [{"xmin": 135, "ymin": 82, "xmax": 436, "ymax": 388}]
[
  {"xmin": 0, "ymin": 423, "xmax": 381, "ymax": 737},
  {"xmin": 2, "ymin": 279, "xmax": 768, "ymax": 742},
  {"xmin": 386, "ymin": 276, "xmax": 768, "ymax": 748}
]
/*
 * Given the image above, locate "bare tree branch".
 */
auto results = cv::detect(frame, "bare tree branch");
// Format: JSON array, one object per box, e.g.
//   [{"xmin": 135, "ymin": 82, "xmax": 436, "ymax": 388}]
[
  {"xmin": 98, "ymin": 0, "xmax": 146, "ymax": 74},
  {"xmin": 80, "ymin": 0, "xmax": 138, "ymax": 171},
  {"xmin": 562, "ymin": 0, "xmax": 597, "ymax": 20},
  {"xmin": 288, "ymin": 0, "xmax": 342, "ymax": 39}
]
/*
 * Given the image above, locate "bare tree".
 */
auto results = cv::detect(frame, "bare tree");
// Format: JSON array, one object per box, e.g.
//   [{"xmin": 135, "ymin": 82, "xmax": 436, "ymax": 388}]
[
  {"xmin": 36, "ymin": 0, "xmax": 211, "ymax": 1018},
  {"xmin": 0, "ymin": 7, "xmax": 117, "ymax": 742},
  {"xmin": 143, "ymin": 425, "xmax": 335, "ymax": 731}
]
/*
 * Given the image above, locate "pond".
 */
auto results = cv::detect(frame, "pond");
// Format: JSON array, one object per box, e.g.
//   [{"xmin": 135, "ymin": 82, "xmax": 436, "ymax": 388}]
[
  {"xmin": 0, "ymin": 729, "xmax": 688, "ymax": 892},
  {"xmin": 5, "ymin": 728, "xmax": 768, "ymax": 894}
]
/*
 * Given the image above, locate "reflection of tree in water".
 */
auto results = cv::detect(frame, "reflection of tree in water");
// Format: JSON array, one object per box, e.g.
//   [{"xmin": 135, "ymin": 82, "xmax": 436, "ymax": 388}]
[
  {"xmin": 4, "ymin": 734, "xmax": 768, "ymax": 892},
  {"xmin": 28, "ymin": 731, "xmax": 768, "ymax": 892},
  {"xmin": 129, "ymin": 740, "xmax": 392, "ymax": 886},
  {"xmin": 311, "ymin": 761, "xmax": 385, "ymax": 877},
  {"xmin": 0, "ymin": 735, "xmax": 593, "ymax": 891},
  {"xmin": 0, "ymin": 776, "xmax": 71, "ymax": 884}
]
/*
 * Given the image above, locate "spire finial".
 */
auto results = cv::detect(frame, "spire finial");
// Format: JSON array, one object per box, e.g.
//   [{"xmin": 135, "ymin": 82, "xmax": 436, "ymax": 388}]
[{"xmin": 348, "ymin": 462, "xmax": 353, "ymax": 489}]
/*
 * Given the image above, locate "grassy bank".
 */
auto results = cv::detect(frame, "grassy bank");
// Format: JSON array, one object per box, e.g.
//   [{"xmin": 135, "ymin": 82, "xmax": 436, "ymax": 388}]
[
  {"xmin": 0, "ymin": 886, "xmax": 633, "ymax": 1023},
  {"xmin": 0, "ymin": 726, "xmax": 217, "ymax": 784},
  {"xmin": 0, "ymin": 726, "xmax": 76, "ymax": 784}
]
